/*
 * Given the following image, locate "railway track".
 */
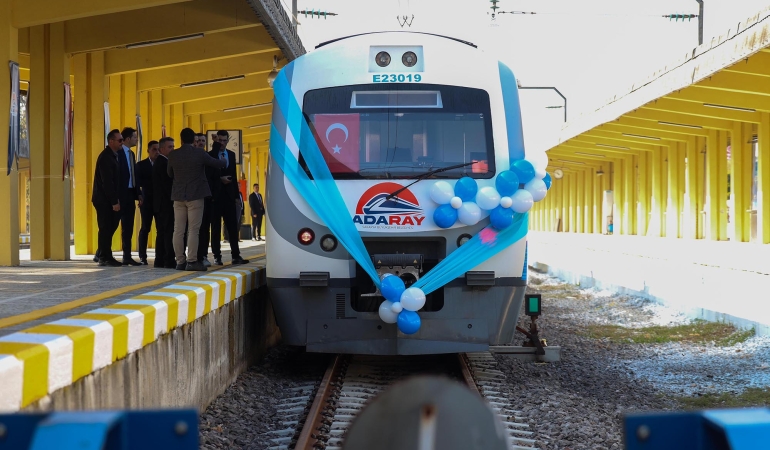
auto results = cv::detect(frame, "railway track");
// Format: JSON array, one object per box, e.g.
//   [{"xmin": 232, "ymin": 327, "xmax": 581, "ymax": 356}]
[{"xmin": 268, "ymin": 352, "xmax": 538, "ymax": 450}]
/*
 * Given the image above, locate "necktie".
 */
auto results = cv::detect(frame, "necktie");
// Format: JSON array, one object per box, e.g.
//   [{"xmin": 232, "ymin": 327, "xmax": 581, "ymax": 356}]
[{"xmin": 220, "ymin": 151, "xmax": 228, "ymax": 169}]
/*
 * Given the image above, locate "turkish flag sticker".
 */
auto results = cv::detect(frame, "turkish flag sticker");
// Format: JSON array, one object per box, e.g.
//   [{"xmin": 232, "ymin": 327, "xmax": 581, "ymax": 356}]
[{"xmin": 312, "ymin": 114, "xmax": 360, "ymax": 173}]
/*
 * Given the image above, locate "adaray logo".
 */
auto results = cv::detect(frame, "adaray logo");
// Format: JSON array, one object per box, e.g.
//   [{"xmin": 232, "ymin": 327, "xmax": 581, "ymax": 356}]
[{"xmin": 353, "ymin": 182, "xmax": 426, "ymax": 228}]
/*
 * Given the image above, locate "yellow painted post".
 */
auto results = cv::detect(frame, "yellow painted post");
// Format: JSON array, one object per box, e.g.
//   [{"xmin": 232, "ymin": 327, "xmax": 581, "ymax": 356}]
[
  {"xmin": 576, "ymin": 171, "xmax": 584, "ymax": 233},
  {"xmin": 108, "ymin": 75, "xmax": 122, "ymax": 132},
  {"xmin": 685, "ymin": 137, "xmax": 698, "ymax": 239},
  {"xmin": 569, "ymin": 174, "xmax": 577, "ymax": 233},
  {"xmin": 758, "ymin": 113, "xmax": 770, "ymax": 244},
  {"xmin": 561, "ymin": 175, "xmax": 568, "ymax": 232},
  {"xmin": 171, "ymin": 104, "xmax": 184, "ymax": 140},
  {"xmin": 706, "ymin": 131, "xmax": 718, "ymax": 240},
  {"xmin": 29, "ymin": 24, "xmax": 71, "ymax": 261},
  {"xmin": 743, "ymin": 123, "xmax": 754, "ymax": 243},
  {"xmin": 149, "ymin": 91, "xmax": 163, "ymax": 140},
  {"xmin": 695, "ymin": 137, "xmax": 706, "ymax": 239},
  {"xmin": 637, "ymin": 152, "xmax": 649, "ymax": 236},
  {"xmin": 73, "ymin": 52, "xmax": 106, "ymax": 256},
  {"xmin": 0, "ymin": 1, "xmax": 19, "ymax": 266},
  {"xmin": 665, "ymin": 145, "xmax": 679, "ymax": 238},
  {"xmin": 613, "ymin": 160, "xmax": 624, "ymax": 234},
  {"xmin": 729, "ymin": 123, "xmax": 743, "ymax": 242},
  {"xmin": 717, "ymin": 131, "xmax": 729, "ymax": 240},
  {"xmin": 659, "ymin": 148, "xmax": 669, "ymax": 236},
  {"xmin": 623, "ymin": 155, "xmax": 636, "ymax": 235},
  {"xmin": 584, "ymin": 168, "xmax": 593, "ymax": 233}
]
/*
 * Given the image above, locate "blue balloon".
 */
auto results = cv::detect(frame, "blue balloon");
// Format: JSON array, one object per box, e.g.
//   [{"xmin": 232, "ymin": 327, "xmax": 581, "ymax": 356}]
[
  {"xmin": 511, "ymin": 160, "xmax": 536, "ymax": 184},
  {"xmin": 380, "ymin": 274, "xmax": 406, "ymax": 303},
  {"xmin": 489, "ymin": 205, "xmax": 514, "ymax": 230},
  {"xmin": 397, "ymin": 310, "xmax": 421, "ymax": 334},
  {"xmin": 543, "ymin": 172, "xmax": 552, "ymax": 190},
  {"xmin": 495, "ymin": 170, "xmax": 519, "ymax": 197},
  {"xmin": 433, "ymin": 204, "xmax": 458, "ymax": 229},
  {"xmin": 454, "ymin": 177, "xmax": 478, "ymax": 202}
]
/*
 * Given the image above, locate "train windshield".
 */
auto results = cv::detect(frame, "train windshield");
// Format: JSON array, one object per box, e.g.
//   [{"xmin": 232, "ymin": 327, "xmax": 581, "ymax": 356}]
[{"xmin": 300, "ymin": 84, "xmax": 495, "ymax": 179}]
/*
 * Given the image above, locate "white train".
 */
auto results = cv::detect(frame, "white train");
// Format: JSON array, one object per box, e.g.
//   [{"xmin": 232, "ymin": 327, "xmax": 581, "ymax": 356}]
[{"xmin": 265, "ymin": 31, "xmax": 549, "ymax": 355}]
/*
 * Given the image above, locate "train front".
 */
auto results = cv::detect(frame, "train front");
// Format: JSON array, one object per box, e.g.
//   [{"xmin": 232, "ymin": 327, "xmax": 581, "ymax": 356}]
[{"xmin": 266, "ymin": 32, "xmax": 544, "ymax": 355}]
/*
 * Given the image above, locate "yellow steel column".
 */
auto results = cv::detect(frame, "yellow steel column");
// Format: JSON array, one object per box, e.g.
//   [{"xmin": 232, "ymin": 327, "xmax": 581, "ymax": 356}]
[
  {"xmin": 73, "ymin": 52, "xmax": 106, "ymax": 256},
  {"xmin": 729, "ymin": 122, "xmax": 749, "ymax": 242},
  {"xmin": 108, "ymin": 75, "xmax": 122, "ymax": 131},
  {"xmin": 685, "ymin": 137, "xmax": 698, "ymax": 239},
  {"xmin": 561, "ymin": 175, "xmax": 568, "ymax": 232},
  {"xmin": 569, "ymin": 173, "xmax": 577, "ymax": 232},
  {"xmin": 0, "ymin": 1, "xmax": 19, "ymax": 266},
  {"xmin": 623, "ymin": 155, "xmax": 636, "ymax": 235},
  {"xmin": 584, "ymin": 167, "xmax": 593, "ymax": 233},
  {"xmin": 638, "ymin": 151, "xmax": 649, "ymax": 236},
  {"xmin": 29, "ymin": 24, "xmax": 71, "ymax": 261},
  {"xmin": 666, "ymin": 145, "xmax": 680, "ymax": 238},
  {"xmin": 660, "ymin": 148, "xmax": 669, "ymax": 236},
  {"xmin": 149, "ymin": 91, "xmax": 163, "ymax": 140},
  {"xmin": 695, "ymin": 137, "xmax": 706, "ymax": 239},
  {"xmin": 706, "ymin": 131, "xmax": 718, "ymax": 240},
  {"xmin": 576, "ymin": 171, "xmax": 584, "ymax": 233},
  {"xmin": 717, "ymin": 131, "xmax": 729, "ymax": 240},
  {"xmin": 744, "ymin": 123, "xmax": 754, "ymax": 243},
  {"xmin": 171, "ymin": 105, "xmax": 184, "ymax": 139},
  {"xmin": 613, "ymin": 160, "xmax": 624, "ymax": 234},
  {"xmin": 758, "ymin": 113, "xmax": 770, "ymax": 244}
]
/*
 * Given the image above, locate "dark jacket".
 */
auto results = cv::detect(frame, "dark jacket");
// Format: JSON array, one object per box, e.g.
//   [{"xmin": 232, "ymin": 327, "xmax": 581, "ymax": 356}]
[
  {"xmin": 135, "ymin": 158, "xmax": 154, "ymax": 208},
  {"xmin": 249, "ymin": 192, "xmax": 265, "ymax": 215},
  {"xmin": 117, "ymin": 146, "xmax": 141, "ymax": 201},
  {"xmin": 152, "ymin": 155, "xmax": 173, "ymax": 214},
  {"xmin": 167, "ymin": 144, "xmax": 226, "ymax": 202},
  {"xmin": 208, "ymin": 148, "xmax": 239, "ymax": 200},
  {"xmin": 92, "ymin": 147, "xmax": 121, "ymax": 209}
]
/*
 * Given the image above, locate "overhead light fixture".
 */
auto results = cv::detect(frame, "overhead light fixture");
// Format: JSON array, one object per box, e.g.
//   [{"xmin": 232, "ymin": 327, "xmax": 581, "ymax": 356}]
[
  {"xmin": 222, "ymin": 102, "xmax": 272, "ymax": 113},
  {"xmin": 249, "ymin": 124, "xmax": 270, "ymax": 129},
  {"xmin": 126, "ymin": 33, "xmax": 204, "ymax": 50},
  {"xmin": 596, "ymin": 143, "xmax": 630, "ymax": 150},
  {"xmin": 622, "ymin": 133, "xmax": 661, "ymax": 141},
  {"xmin": 575, "ymin": 152, "xmax": 605, "ymax": 158},
  {"xmin": 267, "ymin": 55, "xmax": 279, "ymax": 87},
  {"xmin": 703, "ymin": 103, "xmax": 756, "ymax": 113},
  {"xmin": 558, "ymin": 159, "xmax": 585, "ymax": 165},
  {"xmin": 658, "ymin": 121, "xmax": 702, "ymax": 129},
  {"xmin": 596, "ymin": 166, "xmax": 605, "ymax": 176},
  {"xmin": 180, "ymin": 75, "xmax": 245, "ymax": 88}
]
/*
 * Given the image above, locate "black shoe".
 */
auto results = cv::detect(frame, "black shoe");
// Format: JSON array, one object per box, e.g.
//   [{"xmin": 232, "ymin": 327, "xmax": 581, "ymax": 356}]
[
  {"xmin": 232, "ymin": 257, "xmax": 250, "ymax": 265},
  {"xmin": 92, "ymin": 255, "xmax": 99, "ymax": 263},
  {"xmin": 140, "ymin": 258, "xmax": 148, "ymax": 265},
  {"xmin": 214, "ymin": 257, "xmax": 223, "ymax": 266},
  {"xmin": 185, "ymin": 261, "xmax": 207, "ymax": 271},
  {"xmin": 153, "ymin": 262, "xmax": 165, "ymax": 268},
  {"xmin": 258, "ymin": 237, "xmax": 264, "ymax": 241},
  {"xmin": 175, "ymin": 263, "xmax": 186, "ymax": 270},
  {"xmin": 122, "ymin": 258, "xmax": 142, "ymax": 266},
  {"xmin": 165, "ymin": 262, "xmax": 177, "ymax": 269},
  {"xmin": 99, "ymin": 258, "xmax": 122, "ymax": 267}
]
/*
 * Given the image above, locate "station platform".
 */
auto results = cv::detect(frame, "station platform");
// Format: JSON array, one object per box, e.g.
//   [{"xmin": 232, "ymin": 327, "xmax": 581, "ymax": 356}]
[
  {"xmin": 0, "ymin": 240, "xmax": 269, "ymax": 413},
  {"xmin": 527, "ymin": 231, "xmax": 770, "ymax": 337}
]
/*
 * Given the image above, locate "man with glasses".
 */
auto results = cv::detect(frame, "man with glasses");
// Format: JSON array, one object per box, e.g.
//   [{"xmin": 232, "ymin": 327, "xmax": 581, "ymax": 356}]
[
  {"xmin": 91, "ymin": 129, "xmax": 123, "ymax": 267},
  {"xmin": 117, "ymin": 127, "xmax": 143, "ymax": 266},
  {"xmin": 208, "ymin": 130, "xmax": 249, "ymax": 265}
]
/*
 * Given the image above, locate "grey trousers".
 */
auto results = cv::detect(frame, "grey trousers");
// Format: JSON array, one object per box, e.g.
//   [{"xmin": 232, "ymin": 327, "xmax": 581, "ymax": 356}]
[{"xmin": 173, "ymin": 199, "xmax": 204, "ymax": 264}]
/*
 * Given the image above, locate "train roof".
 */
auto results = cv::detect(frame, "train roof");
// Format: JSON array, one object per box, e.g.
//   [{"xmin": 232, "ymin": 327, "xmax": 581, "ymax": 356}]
[{"xmin": 315, "ymin": 31, "xmax": 477, "ymax": 50}]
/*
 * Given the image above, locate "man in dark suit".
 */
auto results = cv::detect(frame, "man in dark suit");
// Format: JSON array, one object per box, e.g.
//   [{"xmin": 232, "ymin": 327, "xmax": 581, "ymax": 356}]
[
  {"xmin": 117, "ymin": 127, "xmax": 143, "ymax": 266},
  {"xmin": 208, "ymin": 130, "xmax": 248, "ymax": 265},
  {"xmin": 152, "ymin": 137, "xmax": 176, "ymax": 268},
  {"xmin": 91, "ymin": 129, "xmax": 124, "ymax": 267},
  {"xmin": 195, "ymin": 133, "xmax": 214, "ymax": 267},
  {"xmin": 167, "ymin": 128, "xmax": 229, "ymax": 271},
  {"xmin": 249, "ymin": 183, "xmax": 265, "ymax": 241},
  {"xmin": 136, "ymin": 140, "xmax": 159, "ymax": 265}
]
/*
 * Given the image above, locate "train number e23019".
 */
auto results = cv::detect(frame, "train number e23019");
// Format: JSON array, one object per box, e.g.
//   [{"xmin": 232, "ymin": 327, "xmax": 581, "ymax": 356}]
[{"xmin": 372, "ymin": 74, "xmax": 422, "ymax": 83}]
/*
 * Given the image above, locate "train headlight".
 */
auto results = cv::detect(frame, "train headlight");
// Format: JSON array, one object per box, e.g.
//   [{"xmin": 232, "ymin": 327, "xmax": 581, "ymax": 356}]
[
  {"xmin": 320, "ymin": 234, "xmax": 338, "ymax": 252},
  {"xmin": 456, "ymin": 234, "xmax": 473, "ymax": 247},
  {"xmin": 375, "ymin": 51, "xmax": 391, "ymax": 67},
  {"xmin": 298, "ymin": 228, "xmax": 315, "ymax": 245},
  {"xmin": 402, "ymin": 51, "xmax": 418, "ymax": 67}
]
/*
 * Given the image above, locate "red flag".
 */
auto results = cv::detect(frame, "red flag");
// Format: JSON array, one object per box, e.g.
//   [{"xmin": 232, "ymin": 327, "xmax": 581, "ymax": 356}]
[{"xmin": 312, "ymin": 114, "xmax": 360, "ymax": 173}]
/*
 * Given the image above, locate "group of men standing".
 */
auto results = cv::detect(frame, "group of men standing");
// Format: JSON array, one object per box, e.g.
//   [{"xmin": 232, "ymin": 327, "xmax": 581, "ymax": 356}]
[{"xmin": 91, "ymin": 127, "xmax": 265, "ymax": 271}]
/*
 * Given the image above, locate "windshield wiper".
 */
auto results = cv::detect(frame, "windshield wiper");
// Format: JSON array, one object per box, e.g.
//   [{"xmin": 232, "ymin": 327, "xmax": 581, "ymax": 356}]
[{"xmin": 386, "ymin": 161, "xmax": 477, "ymax": 200}]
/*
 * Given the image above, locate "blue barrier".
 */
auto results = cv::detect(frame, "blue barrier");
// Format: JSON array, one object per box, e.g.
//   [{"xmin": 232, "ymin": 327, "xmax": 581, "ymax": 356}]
[
  {"xmin": 624, "ymin": 408, "xmax": 770, "ymax": 450},
  {"xmin": 0, "ymin": 410, "xmax": 198, "ymax": 450}
]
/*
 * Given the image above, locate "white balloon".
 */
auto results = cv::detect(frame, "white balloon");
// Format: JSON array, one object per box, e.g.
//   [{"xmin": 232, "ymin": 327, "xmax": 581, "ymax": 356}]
[
  {"xmin": 510, "ymin": 189, "xmax": 534, "ymax": 213},
  {"xmin": 524, "ymin": 178, "xmax": 548, "ymax": 202},
  {"xmin": 450, "ymin": 196, "xmax": 463, "ymax": 209},
  {"xmin": 430, "ymin": 181, "xmax": 455, "ymax": 205},
  {"xmin": 457, "ymin": 202, "xmax": 482, "ymax": 225},
  {"xmin": 527, "ymin": 151, "xmax": 549, "ymax": 173},
  {"xmin": 400, "ymin": 287, "xmax": 426, "ymax": 312},
  {"xmin": 500, "ymin": 196, "xmax": 513, "ymax": 209},
  {"xmin": 475, "ymin": 186, "xmax": 501, "ymax": 210},
  {"xmin": 391, "ymin": 302, "xmax": 403, "ymax": 313},
  {"xmin": 379, "ymin": 300, "xmax": 399, "ymax": 323}
]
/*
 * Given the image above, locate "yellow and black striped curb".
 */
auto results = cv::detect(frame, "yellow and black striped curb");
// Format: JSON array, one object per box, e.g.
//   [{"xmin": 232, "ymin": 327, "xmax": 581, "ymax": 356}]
[{"xmin": 0, "ymin": 266, "xmax": 260, "ymax": 412}]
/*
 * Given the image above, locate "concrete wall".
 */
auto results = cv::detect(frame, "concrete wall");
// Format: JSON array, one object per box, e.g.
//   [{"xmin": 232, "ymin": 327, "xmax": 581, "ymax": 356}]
[
  {"xmin": 25, "ymin": 287, "xmax": 280, "ymax": 412},
  {"xmin": 528, "ymin": 231, "xmax": 770, "ymax": 337}
]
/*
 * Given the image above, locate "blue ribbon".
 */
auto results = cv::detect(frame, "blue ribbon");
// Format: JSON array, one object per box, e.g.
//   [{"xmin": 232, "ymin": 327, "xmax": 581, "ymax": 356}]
[{"xmin": 269, "ymin": 63, "xmax": 529, "ymax": 295}]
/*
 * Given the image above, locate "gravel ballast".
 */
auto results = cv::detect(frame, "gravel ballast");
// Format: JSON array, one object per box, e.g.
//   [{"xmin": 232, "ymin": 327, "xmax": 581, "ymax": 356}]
[{"xmin": 199, "ymin": 268, "xmax": 769, "ymax": 449}]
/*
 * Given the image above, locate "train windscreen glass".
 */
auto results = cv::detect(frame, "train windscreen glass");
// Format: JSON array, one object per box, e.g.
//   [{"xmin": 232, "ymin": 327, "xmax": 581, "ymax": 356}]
[{"xmin": 301, "ymin": 84, "xmax": 495, "ymax": 179}]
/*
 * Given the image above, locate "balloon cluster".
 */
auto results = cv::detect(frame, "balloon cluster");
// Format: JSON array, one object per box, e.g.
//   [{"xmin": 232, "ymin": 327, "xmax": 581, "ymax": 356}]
[
  {"xmin": 431, "ymin": 157, "xmax": 552, "ymax": 231},
  {"xmin": 377, "ymin": 274, "xmax": 425, "ymax": 334}
]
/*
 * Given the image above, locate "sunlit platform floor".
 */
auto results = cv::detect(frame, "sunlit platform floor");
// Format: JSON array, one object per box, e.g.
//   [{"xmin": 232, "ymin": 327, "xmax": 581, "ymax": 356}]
[{"xmin": 0, "ymin": 239, "xmax": 266, "ymax": 337}]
